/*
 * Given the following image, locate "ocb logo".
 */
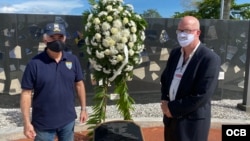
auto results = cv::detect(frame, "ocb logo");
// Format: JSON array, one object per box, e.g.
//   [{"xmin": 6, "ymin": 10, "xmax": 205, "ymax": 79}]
[
  {"xmin": 226, "ymin": 129, "xmax": 246, "ymax": 136},
  {"xmin": 222, "ymin": 124, "xmax": 250, "ymax": 141}
]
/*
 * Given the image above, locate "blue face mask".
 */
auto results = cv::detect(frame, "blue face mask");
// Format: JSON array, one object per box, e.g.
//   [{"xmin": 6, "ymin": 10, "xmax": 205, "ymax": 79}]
[
  {"xmin": 177, "ymin": 32, "xmax": 194, "ymax": 47},
  {"xmin": 47, "ymin": 40, "xmax": 65, "ymax": 52}
]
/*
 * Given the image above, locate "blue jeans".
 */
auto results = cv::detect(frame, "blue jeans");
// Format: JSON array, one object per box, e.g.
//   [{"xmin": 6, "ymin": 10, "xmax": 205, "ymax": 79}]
[{"xmin": 34, "ymin": 120, "xmax": 75, "ymax": 141}]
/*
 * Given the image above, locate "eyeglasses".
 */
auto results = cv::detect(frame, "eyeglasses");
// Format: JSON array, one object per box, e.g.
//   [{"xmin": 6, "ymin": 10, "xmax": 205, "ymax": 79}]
[{"xmin": 176, "ymin": 29, "xmax": 198, "ymax": 34}]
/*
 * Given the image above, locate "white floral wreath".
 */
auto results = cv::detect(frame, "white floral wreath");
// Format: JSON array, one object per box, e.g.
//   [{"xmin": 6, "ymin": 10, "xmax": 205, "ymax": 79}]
[{"xmin": 84, "ymin": 0, "xmax": 147, "ymax": 83}]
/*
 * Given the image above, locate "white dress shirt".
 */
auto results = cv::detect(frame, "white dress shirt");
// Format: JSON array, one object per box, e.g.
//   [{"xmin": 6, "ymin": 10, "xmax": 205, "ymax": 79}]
[{"xmin": 169, "ymin": 42, "xmax": 200, "ymax": 101}]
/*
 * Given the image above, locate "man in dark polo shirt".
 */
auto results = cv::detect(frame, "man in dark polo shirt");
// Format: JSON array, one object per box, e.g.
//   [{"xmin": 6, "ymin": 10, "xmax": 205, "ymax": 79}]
[{"xmin": 20, "ymin": 23, "xmax": 88, "ymax": 141}]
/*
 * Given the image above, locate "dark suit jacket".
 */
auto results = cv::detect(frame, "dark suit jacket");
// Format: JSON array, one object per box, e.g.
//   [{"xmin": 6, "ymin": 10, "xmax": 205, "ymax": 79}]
[{"xmin": 160, "ymin": 44, "xmax": 221, "ymax": 141}]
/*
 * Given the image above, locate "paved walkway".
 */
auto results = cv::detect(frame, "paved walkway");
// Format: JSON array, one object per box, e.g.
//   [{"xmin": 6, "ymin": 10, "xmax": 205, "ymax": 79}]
[
  {"xmin": 2, "ymin": 118, "xmax": 250, "ymax": 141},
  {"xmin": 12, "ymin": 127, "xmax": 221, "ymax": 141}
]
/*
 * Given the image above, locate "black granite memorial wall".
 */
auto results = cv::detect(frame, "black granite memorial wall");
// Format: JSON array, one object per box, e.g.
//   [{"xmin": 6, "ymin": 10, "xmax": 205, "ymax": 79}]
[{"xmin": 0, "ymin": 13, "xmax": 249, "ymax": 108}]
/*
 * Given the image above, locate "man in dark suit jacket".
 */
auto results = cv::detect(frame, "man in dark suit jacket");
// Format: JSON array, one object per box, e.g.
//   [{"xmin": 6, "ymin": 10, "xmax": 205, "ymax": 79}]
[{"xmin": 160, "ymin": 16, "xmax": 221, "ymax": 141}]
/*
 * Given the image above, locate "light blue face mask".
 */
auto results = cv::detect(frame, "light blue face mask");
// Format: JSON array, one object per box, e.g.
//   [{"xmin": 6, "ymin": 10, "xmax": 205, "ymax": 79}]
[{"xmin": 177, "ymin": 32, "xmax": 194, "ymax": 47}]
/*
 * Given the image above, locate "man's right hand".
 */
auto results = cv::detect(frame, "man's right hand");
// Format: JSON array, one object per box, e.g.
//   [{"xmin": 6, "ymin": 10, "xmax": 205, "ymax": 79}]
[{"xmin": 24, "ymin": 123, "xmax": 36, "ymax": 139}]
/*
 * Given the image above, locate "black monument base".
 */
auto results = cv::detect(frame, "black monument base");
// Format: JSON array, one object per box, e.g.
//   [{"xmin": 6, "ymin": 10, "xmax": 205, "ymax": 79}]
[{"xmin": 94, "ymin": 120, "xmax": 144, "ymax": 141}]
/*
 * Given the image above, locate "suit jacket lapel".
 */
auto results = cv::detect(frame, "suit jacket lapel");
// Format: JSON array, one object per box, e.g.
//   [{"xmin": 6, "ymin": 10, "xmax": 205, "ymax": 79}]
[{"xmin": 175, "ymin": 45, "xmax": 202, "ymax": 99}]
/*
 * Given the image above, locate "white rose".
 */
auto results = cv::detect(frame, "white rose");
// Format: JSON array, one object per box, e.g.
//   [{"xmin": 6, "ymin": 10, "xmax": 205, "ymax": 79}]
[
  {"xmin": 131, "ymin": 27, "xmax": 137, "ymax": 33},
  {"xmin": 121, "ymin": 37, "xmax": 128, "ymax": 43},
  {"xmin": 110, "ymin": 46, "xmax": 118, "ymax": 55},
  {"xmin": 96, "ymin": 50, "xmax": 105, "ymax": 59},
  {"xmin": 111, "ymin": 27, "xmax": 119, "ymax": 35},
  {"xmin": 103, "ymin": 38, "xmax": 110, "ymax": 47},
  {"xmin": 87, "ymin": 14, "xmax": 93, "ymax": 21},
  {"xmin": 94, "ymin": 18, "xmax": 101, "ymax": 25},
  {"xmin": 109, "ymin": 39, "xmax": 116, "ymax": 47},
  {"xmin": 117, "ymin": 55, "xmax": 124, "ymax": 62},
  {"xmin": 113, "ymin": 19, "xmax": 122, "ymax": 28},
  {"xmin": 107, "ymin": 16, "xmax": 113, "ymax": 22},
  {"xmin": 102, "ymin": 22, "xmax": 111, "ymax": 31},
  {"xmin": 95, "ymin": 33, "xmax": 102, "ymax": 40},
  {"xmin": 140, "ymin": 31, "xmax": 146, "ymax": 40},
  {"xmin": 106, "ymin": 5, "xmax": 112, "ymax": 11},
  {"xmin": 128, "ymin": 42, "xmax": 134, "ymax": 48},
  {"xmin": 130, "ymin": 34, "xmax": 137, "ymax": 42},
  {"xmin": 129, "ymin": 49, "xmax": 134, "ymax": 56},
  {"xmin": 118, "ymin": 6, "xmax": 123, "ymax": 11},
  {"xmin": 104, "ymin": 49, "xmax": 110, "ymax": 55},
  {"xmin": 117, "ymin": 43, "xmax": 125, "ymax": 51},
  {"xmin": 123, "ymin": 17, "xmax": 129, "ymax": 24},
  {"xmin": 121, "ymin": 29, "xmax": 130, "ymax": 37}
]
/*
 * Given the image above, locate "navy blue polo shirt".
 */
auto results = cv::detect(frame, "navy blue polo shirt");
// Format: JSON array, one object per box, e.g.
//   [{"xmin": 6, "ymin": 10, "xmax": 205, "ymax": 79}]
[{"xmin": 21, "ymin": 49, "xmax": 84, "ymax": 130}]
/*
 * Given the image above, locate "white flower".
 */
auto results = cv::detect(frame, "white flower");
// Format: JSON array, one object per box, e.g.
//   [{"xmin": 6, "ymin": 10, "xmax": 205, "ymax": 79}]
[
  {"xmin": 87, "ymin": 47, "xmax": 92, "ymax": 55},
  {"xmin": 87, "ymin": 14, "xmax": 93, "ymax": 22},
  {"xmin": 117, "ymin": 54, "xmax": 123, "ymax": 62},
  {"xmin": 107, "ymin": 16, "xmax": 113, "ymax": 22},
  {"xmin": 129, "ymin": 20, "xmax": 136, "ymax": 27},
  {"xmin": 83, "ymin": 0, "xmax": 147, "ymax": 82},
  {"xmin": 140, "ymin": 31, "xmax": 146, "ymax": 40},
  {"xmin": 91, "ymin": 38, "xmax": 98, "ymax": 46},
  {"xmin": 126, "ymin": 4, "xmax": 134, "ymax": 11},
  {"xmin": 137, "ymin": 44, "xmax": 145, "ymax": 52},
  {"xmin": 124, "ymin": 65, "xmax": 133, "ymax": 71},
  {"xmin": 95, "ymin": 33, "xmax": 102, "ymax": 40},
  {"xmin": 133, "ymin": 56, "xmax": 142, "ymax": 64},
  {"xmin": 104, "ymin": 49, "xmax": 111, "ymax": 55},
  {"xmin": 96, "ymin": 50, "xmax": 105, "ymax": 59},
  {"xmin": 135, "ymin": 14, "xmax": 142, "ymax": 19},
  {"xmin": 121, "ymin": 29, "xmax": 130, "ymax": 37},
  {"xmin": 113, "ymin": 19, "xmax": 122, "ymax": 28},
  {"xmin": 102, "ymin": 22, "xmax": 111, "ymax": 31},
  {"xmin": 106, "ymin": 5, "xmax": 113, "ymax": 11},
  {"xmin": 128, "ymin": 42, "xmax": 134, "ymax": 48},
  {"xmin": 103, "ymin": 68, "xmax": 111, "ymax": 74},
  {"xmin": 123, "ymin": 17, "xmax": 129, "ymax": 24},
  {"xmin": 121, "ymin": 37, "xmax": 128, "ymax": 43},
  {"xmin": 129, "ymin": 34, "xmax": 137, "ymax": 42},
  {"xmin": 118, "ymin": 6, "xmax": 123, "ymax": 11},
  {"xmin": 131, "ymin": 26, "xmax": 137, "ymax": 33},
  {"xmin": 110, "ymin": 46, "xmax": 119, "ymax": 55},
  {"xmin": 109, "ymin": 56, "xmax": 118, "ymax": 65},
  {"xmin": 98, "ymin": 11, "xmax": 108, "ymax": 17},
  {"xmin": 85, "ymin": 22, "xmax": 92, "ymax": 31},
  {"xmin": 123, "ymin": 10, "xmax": 131, "ymax": 17},
  {"xmin": 85, "ymin": 37, "xmax": 90, "ymax": 45},
  {"xmin": 94, "ymin": 64, "xmax": 102, "ymax": 71},
  {"xmin": 95, "ymin": 25, "xmax": 100, "ymax": 31},
  {"xmin": 111, "ymin": 27, "xmax": 119, "ymax": 35},
  {"xmin": 94, "ymin": 18, "xmax": 101, "ymax": 25},
  {"xmin": 117, "ymin": 43, "xmax": 125, "ymax": 51},
  {"xmin": 103, "ymin": 38, "xmax": 110, "ymax": 47},
  {"xmin": 109, "ymin": 38, "xmax": 116, "ymax": 47},
  {"xmin": 111, "ymin": 33, "xmax": 121, "ymax": 42},
  {"xmin": 128, "ymin": 49, "xmax": 134, "ymax": 56},
  {"xmin": 89, "ymin": 58, "xmax": 102, "ymax": 71},
  {"xmin": 101, "ymin": 0, "xmax": 107, "ymax": 4}
]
